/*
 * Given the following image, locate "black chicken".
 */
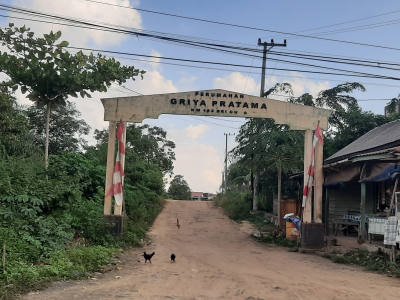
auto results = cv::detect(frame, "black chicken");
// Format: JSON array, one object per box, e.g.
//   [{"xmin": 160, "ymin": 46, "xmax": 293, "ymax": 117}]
[
  {"xmin": 171, "ymin": 254, "xmax": 176, "ymax": 262},
  {"xmin": 143, "ymin": 252, "xmax": 155, "ymax": 264}
]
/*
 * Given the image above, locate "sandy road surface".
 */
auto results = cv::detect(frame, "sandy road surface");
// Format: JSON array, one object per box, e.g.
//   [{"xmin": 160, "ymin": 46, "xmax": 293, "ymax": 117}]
[{"xmin": 25, "ymin": 200, "xmax": 400, "ymax": 300}]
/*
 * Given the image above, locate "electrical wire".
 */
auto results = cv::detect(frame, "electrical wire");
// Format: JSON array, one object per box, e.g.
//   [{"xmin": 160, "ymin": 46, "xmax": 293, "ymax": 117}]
[
  {"xmin": 162, "ymin": 115, "xmax": 241, "ymax": 129},
  {"xmin": 4, "ymin": 7, "xmax": 400, "ymax": 72},
  {"xmin": 266, "ymin": 8, "xmax": 400, "ymax": 38},
  {"xmin": 78, "ymin": 0, "xmax": 400, "ymax": 51},
  {"xmin": 58, "ymin": 45, "xmax": 400, "ymax": 81}
]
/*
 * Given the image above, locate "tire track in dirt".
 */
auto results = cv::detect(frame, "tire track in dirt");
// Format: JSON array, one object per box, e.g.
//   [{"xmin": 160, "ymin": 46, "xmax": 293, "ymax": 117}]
[{"xmin": 24, "ymin": 200, "xmax": 400, "ymax": 300}]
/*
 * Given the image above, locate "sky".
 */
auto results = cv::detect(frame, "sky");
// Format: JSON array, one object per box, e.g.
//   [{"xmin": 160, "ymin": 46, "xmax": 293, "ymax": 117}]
[{"xmin": 2, "ymin": 0, "xmax": 400, "ymax": 193}]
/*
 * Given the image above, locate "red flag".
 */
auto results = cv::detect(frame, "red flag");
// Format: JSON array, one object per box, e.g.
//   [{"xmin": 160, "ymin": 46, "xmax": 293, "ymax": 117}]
[
  {"xmin": 308, "ymin": 165, "xmax": 315, "ymax": 177},
  {"xmin": 105, "ymin": 122, "xmax": 126, "ymax": 206},
  {"xmin": 302, "ymin": 122, "xmax": 323, "ymax": 208},
  {"xmin": 315, "ymin": 123, "xmax": 324, "ymax": 146}
]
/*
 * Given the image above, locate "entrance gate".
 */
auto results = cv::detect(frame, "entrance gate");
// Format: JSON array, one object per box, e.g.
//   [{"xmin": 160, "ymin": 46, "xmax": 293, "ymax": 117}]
[{"xmin": 100, "ymin": 89, "xmax": 331, "ymax": 228}]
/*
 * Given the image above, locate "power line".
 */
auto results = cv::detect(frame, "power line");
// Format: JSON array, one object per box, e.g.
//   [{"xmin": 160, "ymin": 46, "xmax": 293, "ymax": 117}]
[
  {"xmin": 79, "ymin": 0, "xmax": 400, "ymax": 51},
  {"xmin": 265, "ymin": 8, "xmax": 400, "ymax": 38},
  {"xmin": 2, "ymin": 16, "xmax": 394, "ymax": 81},
  {"xmin": 60, "ymin": 45, "xmax": 400, "ymax": 81},
  {"xmin": 109, "ymin": 55, "xmax": 400, "ymax": 89},
  {"xmin": 273, "ymin": 18, "xmax": 400, "ymax": 42},
  {"xmin": 267, "ymin": 50, "xmax": 400, "ymax": 68},
  {"xmin": 3, "ymin": 10, "xmax": 400, "ymax": 87},
  {"xmin": 4, "ymin": 28, "xmax": 400, "ymax": 90},
  {"xmin": 2, "ymin": 10, "xmax": 397, "ymax": 68},
  {"xmin": 162, "ymin": 115, "xmax": 240, "ymax": 130},
  {"xmin": 208, "ymin": 116, "xmax": 245, "ymax": 123},
  {"xmin": 52, "ymin": 46, "xmax": 400, "ymax": 90},
  {"xmin": 4, "ymin": 9, "xmax": 400, "ymax": 73}
]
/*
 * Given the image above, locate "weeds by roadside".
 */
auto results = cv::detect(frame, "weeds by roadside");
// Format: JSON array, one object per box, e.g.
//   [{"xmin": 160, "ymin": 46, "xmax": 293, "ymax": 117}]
[
  {"xmin": 214, "ymin": 192, "xmax": 298, "ymax": 251},
  {"xmin": 255, "ymin": 235, "xmax": 298, "ymax": 249},
  {"xmin": 324, "ymin": 248, "xmax": 400, "ymax": 278},
  {"xmin": 213, "ymin": 191, "xmax": 252, "ymax": 221},
  {"xmin": 0, "ymin": 246, "xmax": 120, "ymax": 299}
]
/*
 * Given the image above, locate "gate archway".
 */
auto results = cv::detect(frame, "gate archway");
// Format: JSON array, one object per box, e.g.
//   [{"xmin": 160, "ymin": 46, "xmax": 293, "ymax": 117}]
[{"xmin": 100, "ymin": 89, "xmax": 332, "ymax": 225}]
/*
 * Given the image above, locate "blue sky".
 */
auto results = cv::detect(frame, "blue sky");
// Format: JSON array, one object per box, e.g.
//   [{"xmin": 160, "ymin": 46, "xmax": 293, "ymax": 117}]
[{"xmin": 2, "ymin": 0, "xmax": 400, "ymax": 192}]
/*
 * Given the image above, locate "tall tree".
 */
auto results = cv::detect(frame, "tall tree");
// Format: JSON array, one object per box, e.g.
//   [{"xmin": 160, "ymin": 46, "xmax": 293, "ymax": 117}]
[
  {"xmin": 0, "ymin": 83, "xmax": 40, "ymax": 158},
  {"xmin": 86, "ymin": 123, "xmax": 176, "ymax": 175},
  {"xmin": 0, "ymin": 24, "xmax": 145, "ymax": 165},
  {"xmin": 231, "ymin": 81, "xmax": 398, "ymax": 214},
  {"xmin": 168, "ymin": 175, "xmax": 191, "ymax": 200},
  {"xmin": 25, "ymin": 101, "xmax": 90, "ymax": 155}
]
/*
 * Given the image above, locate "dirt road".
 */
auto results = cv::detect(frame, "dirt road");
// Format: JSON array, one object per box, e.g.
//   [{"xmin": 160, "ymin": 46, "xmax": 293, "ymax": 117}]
[{"xmin": 25, "ymin": 200, "xmax": 400, "ymax": 300}]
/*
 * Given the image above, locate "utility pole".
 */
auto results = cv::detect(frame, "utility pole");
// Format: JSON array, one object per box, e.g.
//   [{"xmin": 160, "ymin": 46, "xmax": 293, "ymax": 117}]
[
  {"xmin": 258, "ymin": 38, "xmax": 287, "ymax": 97},
  {"xmin": 224, "ymin": 133, "xmax": 235, "ymax": 193},
  {"xmin": 255, "ymin": 38, "xmax": 287, "ymax": 213}
]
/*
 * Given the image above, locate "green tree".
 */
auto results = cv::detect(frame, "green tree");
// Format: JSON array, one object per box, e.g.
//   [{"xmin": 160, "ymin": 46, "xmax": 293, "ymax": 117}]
[
  {"xmin": 0, "ymin": 84, "xmax": 41, "ymax": 158},
  {"xmin": 264, "ymin": 131, "xmax": 303, "ymax": 220},
  {"xmin": 0, "ymin": 24, "xmax": 145, "ymax": 165},
  {"xmin": 285, "ymin": 82, "xmax": 395, "ymax": 157},
  {"xmin": 168, "ymin": 175, "xmax": 191, "ymax": 200},
  {"xmin": 125, "ymin": 124, "xmax": 176, "ymax": 175},
  {"xmin": 231, "ymin": 81, "xmax": 398, "ymax": 213},
  {"xmin": 24, "ymin": 101, "xmax": 90, "ymax": 155},
  {"xmin": 226, "ymin": 161, "xmax": 250, "ymax": 192},
  {"xmin": 86, "ymin": 123, "xmax": 176, "ymax": 175},
  {"xmin": 232, "ymin": 118, "xmax": 303, "ymax": 211}
]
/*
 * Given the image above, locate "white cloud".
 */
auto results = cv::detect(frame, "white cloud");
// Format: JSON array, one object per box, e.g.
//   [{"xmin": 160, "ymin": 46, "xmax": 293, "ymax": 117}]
[
  {"xmin": 9, "ymin": 0, "xmax": 142, "ymax": 47},
  {"xmin": 74, "ymin": 69, "xmax": 179, "ymax": 139},
  {"xmin": 166, "ymin": 125, "xmax": 223, "ymax": 193},
  {"xmin": 148, "ymin": 50, "xmax": 162, "ymax": 71},
  {"xmin": 184, "ymin": 124, "xmax": 210, "ymax": 140},
  {"xmin": 214, "ymin": 72, "xmax": 260, "ymax": 95},
  {"xmin": 128, "ymin": 70, "xmax": 179, "ymax": 95},
  {"xmin": 177, "ymin": 75, "xmax": 198, "ymax": 91},
  {"xmin": 214, "ymin": 71, "xmax": 330, "ymax": 98},
  {"xmin": 7, "ymin": 68, "xmax": 180, "ymax": 145},
  {"xmin": 171, "ymin": 141, "xmax": 223, "ymax": 193},
  {"xmin": 268, "ymin": 72, "xmax": 330, "ymax": 97}
]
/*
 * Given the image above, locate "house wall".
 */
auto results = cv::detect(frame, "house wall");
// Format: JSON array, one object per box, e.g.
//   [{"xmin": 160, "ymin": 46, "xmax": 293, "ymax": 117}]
[{"xmin": 327, "ymin": 180, "xmax": 375, "ymax": 225}]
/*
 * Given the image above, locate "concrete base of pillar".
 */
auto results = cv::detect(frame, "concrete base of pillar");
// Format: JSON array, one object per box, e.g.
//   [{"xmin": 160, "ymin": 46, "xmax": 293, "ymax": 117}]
[{"xmin": 300, "ymin": 223, "xmax": 325, "ymax": 250}]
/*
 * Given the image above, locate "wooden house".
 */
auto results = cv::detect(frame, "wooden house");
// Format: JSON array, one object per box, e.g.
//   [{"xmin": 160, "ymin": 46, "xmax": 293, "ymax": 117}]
[{"xmin": 324, "ymin": 120, "xmax": 400, "ymax": 242}]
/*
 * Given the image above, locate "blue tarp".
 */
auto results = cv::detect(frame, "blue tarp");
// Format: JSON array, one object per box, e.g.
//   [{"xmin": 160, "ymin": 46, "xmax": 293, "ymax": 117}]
[{"xmin": 361, "ymin": 163, "xmax": 400, "ymax": 182}]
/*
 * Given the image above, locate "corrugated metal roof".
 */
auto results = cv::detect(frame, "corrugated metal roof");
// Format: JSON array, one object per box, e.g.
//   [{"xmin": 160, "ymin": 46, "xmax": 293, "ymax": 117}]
[
  {"xmin": 351, "ymin": 147, "xmax": 400, "ymax": 158},
  {"xmin": 325, "ymin": 119, "xmax": 400, "ymax": 164}
]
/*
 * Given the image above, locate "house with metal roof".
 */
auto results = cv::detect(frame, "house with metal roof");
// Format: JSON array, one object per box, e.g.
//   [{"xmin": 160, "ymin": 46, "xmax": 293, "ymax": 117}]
[
  {"xmin": 324, "ymin": 119, "xmax": 400, "ymax": 248},
  {"xmin": 191, "ymin": 192, "xmax": 216, "ymax": 201}
]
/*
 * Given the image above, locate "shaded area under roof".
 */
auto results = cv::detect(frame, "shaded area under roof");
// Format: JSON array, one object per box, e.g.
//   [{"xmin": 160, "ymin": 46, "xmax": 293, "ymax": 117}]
[{"xmin": 325, "ymin": 120, "xmax": 400, "ymax": 164}]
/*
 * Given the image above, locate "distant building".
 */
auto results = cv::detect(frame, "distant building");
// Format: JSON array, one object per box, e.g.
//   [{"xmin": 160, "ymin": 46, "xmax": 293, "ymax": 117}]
[
  {"xmin": 191, "ymin": 192, "xmax": 217, "ymax": 201},
  {"xmin": 191, "ymin": 192, "xmax": 203, "ymax": 201}
]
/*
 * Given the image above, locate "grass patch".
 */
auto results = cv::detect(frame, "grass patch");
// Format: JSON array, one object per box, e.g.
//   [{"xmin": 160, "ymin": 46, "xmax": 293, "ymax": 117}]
[
  {"xmin": 324, "ymin": 248, "xmax": 400, "ymax": 278},
  {"xmin": 213, "ymin": 191, "xmax": 251, "ymax": 221},
  {"xmin": 256, "ymin": 235, "xmax": 298, "ymax": 249},
  {"xmin": 0, "ymin": 246, "xmax": 120, "ymax": 299}
]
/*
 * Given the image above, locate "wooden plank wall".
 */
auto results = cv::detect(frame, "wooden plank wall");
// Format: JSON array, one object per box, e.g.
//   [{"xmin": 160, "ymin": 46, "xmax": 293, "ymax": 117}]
[{"xmin": 328, "ymin": 180, "xmax": 375, "ymax": 225}]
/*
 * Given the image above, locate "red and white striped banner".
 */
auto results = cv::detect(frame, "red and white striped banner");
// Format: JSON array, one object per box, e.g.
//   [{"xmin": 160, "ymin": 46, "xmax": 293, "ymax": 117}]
[
  {"xmin": 105, "ymin": 122, "xmax": 126, "ymax": 206},
  {"xmin": 302, "ymin": 123, "xmax": 324, "ymax": 208}
]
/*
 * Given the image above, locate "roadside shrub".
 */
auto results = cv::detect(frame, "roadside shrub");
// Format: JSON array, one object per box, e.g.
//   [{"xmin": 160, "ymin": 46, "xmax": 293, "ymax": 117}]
[
  {"xmin": 325, "ymin": 249, "xmax": 400, "ymax": 278},
  {"xmin": 213, "ymin": 191, "xmax": 251, "ymax": 221},
  {"xmin": 0, "ymin": 152, "xmax": 166, "ymax": 299},
  {"xmin": 0, "ymin": 247, "xmax": 120, "ymax": 299}
]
